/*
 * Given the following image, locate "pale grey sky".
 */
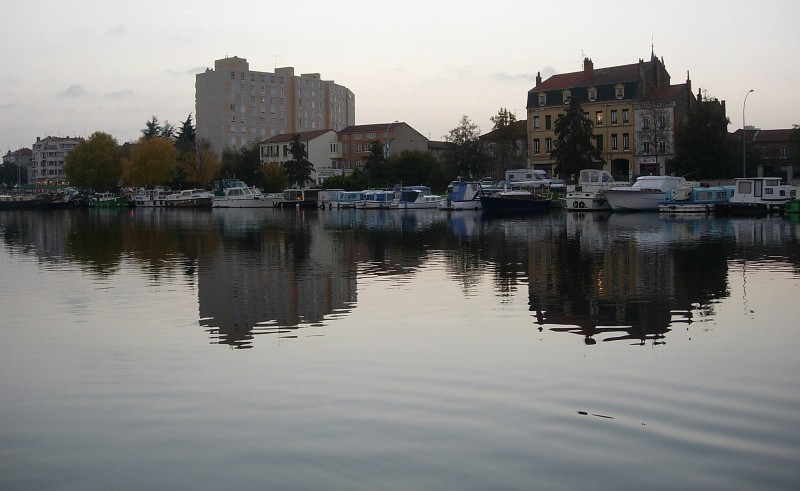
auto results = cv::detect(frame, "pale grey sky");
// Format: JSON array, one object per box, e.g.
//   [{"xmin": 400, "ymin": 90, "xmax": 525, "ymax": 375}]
[{"xmin": 2, "ymin": 0, "xmax": 798, "ymax": 152}]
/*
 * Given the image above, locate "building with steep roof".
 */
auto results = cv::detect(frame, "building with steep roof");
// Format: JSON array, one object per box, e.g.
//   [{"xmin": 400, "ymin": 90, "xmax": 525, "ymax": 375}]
[
  {"xmin": 527, "ymin": 52, "xmax": 696, "ymax": 179},
  {"xmin": 479, "ymin": 119, "xmax": 529, "ymax": 179},
  {"xmin": 196, "ymin": 56, "xmax": 355, "ymax": 156},
  {"xmin": 260, "ymin": 129, "xmax": 341, "ymax": 186},
  {"xmin": 337, "ymin": 122, "xmax": 428, "ymax": 171},
  {"xmin": 2, "ymin": 148, "xmax": 33, "ymax": 185}
]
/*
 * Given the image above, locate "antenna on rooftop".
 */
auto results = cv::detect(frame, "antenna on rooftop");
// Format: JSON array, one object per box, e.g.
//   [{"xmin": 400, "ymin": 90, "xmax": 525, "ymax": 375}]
[{"xmin": 270, "ymin": 54, "xmax": 280, "ymax": 70}]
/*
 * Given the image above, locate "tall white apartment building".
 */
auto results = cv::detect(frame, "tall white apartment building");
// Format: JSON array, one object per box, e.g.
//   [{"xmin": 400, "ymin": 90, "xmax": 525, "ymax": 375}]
[
  {"xmin": 195, "ymin": 56, "xmax": 355, "ymax": 156},
  {"xmin": 30, "ymin": 136, "xmax": 82, "ymax": 185}
]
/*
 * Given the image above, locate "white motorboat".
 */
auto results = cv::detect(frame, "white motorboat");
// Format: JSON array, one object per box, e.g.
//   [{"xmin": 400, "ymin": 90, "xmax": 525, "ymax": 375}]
[
  {"xmin": 212, "ymin": 179, "xmax": 280, "ymax": 208},
  {"xmin": 439, "ymin": 181, "xmax": 483, "ymax": 210},
  {"xmin": 603, "ymin": 175, "xmax": 687, "ymax": 212},
  {"xmin": 391, "ymin": 186, "xmax": 443, "ymax": 209},
  {"xmin": 717, "ymin": 177, "xmax": 796, "ymax": 215},
  {"xmin": 355, "ymin": 190, "xmax": 395, "ymax": 209},
  {"xmin": 164, "ymin": 189, "xmax": 214, "ymax": 208},
  {"xmin": 564, "ymin": 169, "xmax": 621, "ymax": 211}
]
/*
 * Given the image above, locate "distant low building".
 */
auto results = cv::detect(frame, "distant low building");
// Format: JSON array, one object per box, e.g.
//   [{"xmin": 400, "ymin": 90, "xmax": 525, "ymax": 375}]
[
  {"xmin": 338, "ymin": 122, "xmax": 428, "ymax": 172},
  {"xmin": 479, "ymin": 119, "xmax": 528, "ymax": 180},
  {"xmin": 2, "ymin": 148, "xmax": 33, "ymax": 185},
  {"xmin": 733, "ymin": 128, "xmax": 798, "ymax": 182}
]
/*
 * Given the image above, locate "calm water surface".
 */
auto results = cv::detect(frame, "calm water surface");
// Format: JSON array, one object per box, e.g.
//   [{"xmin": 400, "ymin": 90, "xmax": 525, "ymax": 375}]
[{"xmin": 1, "ymin": 207, "xmax": 799, "ymax": 490}]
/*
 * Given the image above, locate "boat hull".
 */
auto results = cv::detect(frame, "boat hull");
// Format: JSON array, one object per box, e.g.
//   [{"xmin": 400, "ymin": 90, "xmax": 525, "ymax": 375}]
[
  {"xmin": 604, "ymin": 190, "xmax": 666, "ymax": 211},
  {"xmin": 564, "ymin": 191, "xmax": 610, "ymax": 211},
  {"xmin": 479, "ymin": 195, "xmax": 551, "ymax": 213}
]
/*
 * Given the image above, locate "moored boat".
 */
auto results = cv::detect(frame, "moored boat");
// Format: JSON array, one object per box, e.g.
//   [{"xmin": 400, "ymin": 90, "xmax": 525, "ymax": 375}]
[
  {"xmin": 603, "ymin": 175, "xmax": 687, "ymax": 212},
  {"xmin": 658, "ymin": 183, "xmax": 734, "ymax": 214},
  {"xmin": 131, "ymin": 188, "xmax": 174, "ymax": 207},
  {"xmin": 89, "ymin": 192, "xmax": 129, "ymax": 208},
  {"xmin": 164, "ymin": 189, "xmax": 214, "ymax": 208},
  {"xmin": 330, "ymin": 190, "xmax": 364, "ymax": 209},
  {"xmin": 279, "ymin": 188, "xmax": 320, "ymax": 209},
  {"xmin": 212, "ymin": 179, "xmax": 279, "ymax": 208},
  {"xmin": 390, "ymin": 186, "xmax": 443, "ymax": 209},
  {"xmin": 355, "ymin": 190, "xmax": 395, "ymax": 209},
  {"xmin": 564, "ymin": 169, "xmax": 620, "ymax": 211},
  {"xmin": 0, "ymin": 193, "xmax": 50, "ymax": 210},
  {"xmin": 717, "ymin": 177, "xmax": 796, "ymax": 215},
  {"xmin": 439, "ymin": 181, "xmax": 483, "ymax": 210},
  {"xmin": 479, "ymin": 181, "xmax": 551, "ymax": 213}
]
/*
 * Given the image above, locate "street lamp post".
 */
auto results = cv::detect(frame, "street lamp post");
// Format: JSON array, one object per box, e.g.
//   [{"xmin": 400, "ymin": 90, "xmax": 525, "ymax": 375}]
[
  {"xmin": 384, "ymin": 120, "xmax": 398, "ymax": 159},
  {"xmin": 742, "ymin": 89, "xmax": 754, "ymax": 178}
]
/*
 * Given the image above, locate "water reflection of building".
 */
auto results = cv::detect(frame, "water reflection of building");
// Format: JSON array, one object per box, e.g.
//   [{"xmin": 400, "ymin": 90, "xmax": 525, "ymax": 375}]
[
  {"xmin": 525, "ymin": 212, "xmax": 739, "ymax": 345},
  {"xmin": 197, "ymin": 210, "xmax": 359, "ymax": 348}
]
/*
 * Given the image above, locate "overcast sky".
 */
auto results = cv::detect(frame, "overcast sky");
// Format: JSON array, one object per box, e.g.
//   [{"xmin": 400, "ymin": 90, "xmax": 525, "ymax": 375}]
[{"xmin": 2, "ymin": 0, "xmax": 798, "ymax": 153}]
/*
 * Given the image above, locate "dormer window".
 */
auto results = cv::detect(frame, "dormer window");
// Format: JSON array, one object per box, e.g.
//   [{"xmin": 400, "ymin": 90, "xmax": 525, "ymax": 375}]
[
  {"xmin": 615, "ymin": 84, "xmax": 625, "ymax": 99},
  {"xmin": 538, "ymin": 93, "xmax": 546, "ymax": 106},
  {"xmin": 587, "ymin": 87, "xmax": 597, "ymax": 101},
  {"xmin": 562, "ymin": 90, "xmax": 571, "ymax": 104}
]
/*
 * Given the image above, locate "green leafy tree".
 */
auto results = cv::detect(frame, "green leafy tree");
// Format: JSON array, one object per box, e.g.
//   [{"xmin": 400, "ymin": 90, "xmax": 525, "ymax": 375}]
[
  {"xmin": 669, "ymin": 98, "xmax": 732, "ymax": 178},
  {"xmin": 443, "ymin": 115, "xmax": 487, "ymax": 179},
  {"xmin": 263, "ymin": 163, "xmax": 289, "ymax": 192},
  {"xmin": 142, "ymin": 115, "xmax": 176, "ymax": 140},
  {"xmin": 392, "ymin": 150, "xmax": 445, "ymax": 187},
  {"xmin": 789, "ymin": 125, "xmax": 800, "ymax": 169},
  {"xmin": 219, "ymin": 141, "xmax": 265, "ymax": 188},
  {"xmin": 122, "ymin": 136, "xmax": 178, "ymax": 187},
  {"xmin": 174, "ymin": 114, "xmax": 196, "ymax": 155},
  {"xmin": 366, "ymin": 140, "xmax": 392, "ymax": 187},
  {"xmin": 551, "ymin": 100, "xmax": 602, "ymax": 179},
  {"xmin": 488, "ymin": 107, "xmax": 518, "ymax": 179},
  {"xmin": 0, "ymin": 162, "xmax": 27, "ymax": 188},
  {"xmin": 283, "ymin": 134, "xmax": 314, "ymax": 188},
  {"xmin": 64, "ymin": 131, "xmax": 121, "ymax": 191}
]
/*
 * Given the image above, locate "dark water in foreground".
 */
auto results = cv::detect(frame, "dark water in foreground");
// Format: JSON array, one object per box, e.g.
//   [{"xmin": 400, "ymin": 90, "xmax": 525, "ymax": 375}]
[{"xmin": 1, "ymin": 207, "xmax": 799, "ymax": 490}]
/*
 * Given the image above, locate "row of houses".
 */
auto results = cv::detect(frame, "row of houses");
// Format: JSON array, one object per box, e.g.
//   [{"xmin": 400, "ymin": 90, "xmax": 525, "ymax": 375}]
[{"xmin": 4, "ymin": 53, "xmax": 798, "ymax": 186}]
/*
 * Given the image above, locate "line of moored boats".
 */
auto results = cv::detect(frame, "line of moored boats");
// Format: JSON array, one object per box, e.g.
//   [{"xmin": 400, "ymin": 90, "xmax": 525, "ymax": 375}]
[{"xmin": 2, "ymin": 173, "xmax": 798, "ymax": 216}]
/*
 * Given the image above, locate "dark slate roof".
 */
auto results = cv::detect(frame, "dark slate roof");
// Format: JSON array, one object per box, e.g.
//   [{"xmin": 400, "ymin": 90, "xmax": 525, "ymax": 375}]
[
  {"xmin": 753, "ymin": 129, "xmax": 793, "ymax": 143},
  {"xmin": 479, "ymin": 120, "xmax": 527, "ymax": 140},
  {"xmin": 532, "ymin": 62, "xmax": 642, "ymax": 92},
  {"xmin": 340, "ymin": 122, "xmax": 401, "ymax": 133},
  {"xmin": 261, "ymin": 129, "xmax": 334, "ymax": 144},
  {"xmin": 640, "ymin": 84, "xmax": 687, "ymax": 102}
]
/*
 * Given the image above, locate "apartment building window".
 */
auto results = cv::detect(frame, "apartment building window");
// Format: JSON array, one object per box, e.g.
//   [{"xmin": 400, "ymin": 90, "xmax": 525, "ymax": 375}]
[
  {"xmin": 642, "ymin": 118, "xmax": 650, "ymax": 130},
  {"xmin": 367, "ymin": 132, "xmax": 376, "ymax": 139},
  {"xmin": 658, "ymin": 141, "xmax": 666, "ymax": 153},
  {"xmin": 533, "ymin": 116, "xmax": 540, "ymax": 130},
  {"xmin": 583, "ymin": 112, "xmax": 589, "ymax": 120},
  {"xmin": 355, "ymin": 133, "xmax": 362, "ymax": 140},
  {"xmin": 595, "ymin": 111, "xmax": 603, "ymax": 126},
  {"xmin": 611, "ymin": 134, "xmax": 618, "ymax": 150},
  {"xmin": 623, "ymin": 133, "xmax": 629, "ymax": 150},
  {"xmin": 230, "ymin": 104, "xmax": 235, "ymax": 112},
  {"xmin": 596, "ymin": 135, "xmax": 604, "ymax": 152},
  {"xmin": 533, "ymin": 138, "xmax": 541, "ymax": 154},
  {"xmin": 241, "ymin": 73, "xmax": 245, "ymax": 80},
  {"xmin": 545, "ymin": 115, "xmax": 552, "ymax": 130},
  {"xmin": 230, "ymin": 71, "xmax": 235, "ymax": 79},
  {"xmin": 760, "ymin": 147, "xmax": 768, "ymax": 158},
  {"xmin": 622, "ymin": 109, "xmax": 629, "ymax": 124},
  {"xmin": 658, "ymin": 115, "xmax": 667, "ymax": 129},
  {"xmin": 538, "ymin": 93, "xmax": 546, "ymax": 106},
  {"xmin": 611, "ymin": 110, "xmax": 618, "ymax": 125},
  {"xmin": 781, "ymin": 146, "xmax": 788, "ymax": 158},
  {"xmin": 230, "ymin": 115, "xmax": 235, "ymax": 122},
  {"xmin": 545, "ymin": 138, "xmax": 553, "ymax": 153},
  {"xmin": 643, "ymin": 141, "xmax": 650, "ymax": 154}
]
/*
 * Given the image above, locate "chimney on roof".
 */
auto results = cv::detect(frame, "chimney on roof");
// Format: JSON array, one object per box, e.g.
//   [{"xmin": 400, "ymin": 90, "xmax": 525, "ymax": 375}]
[
  {"xmin": 536, "ymin": 71, "xmax": 541, "ymax": 86},
  {"xmin": 583, "ymin": 57, "xmax": 593, "ymax": 76}
]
